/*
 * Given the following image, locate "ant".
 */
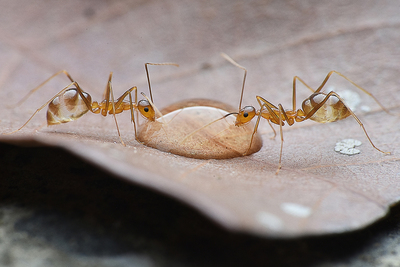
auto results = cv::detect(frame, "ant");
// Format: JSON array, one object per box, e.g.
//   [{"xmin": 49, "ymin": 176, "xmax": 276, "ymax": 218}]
[
  {"xmin": 220, "ymin": 53, "xmax": 392, "ymax": 174},
  {"xmin": 4, "ymin": 63, "xmax": 178, "ymax": 145}
]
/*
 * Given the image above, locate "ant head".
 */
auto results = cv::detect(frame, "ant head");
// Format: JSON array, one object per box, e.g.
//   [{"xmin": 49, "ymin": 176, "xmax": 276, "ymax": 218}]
[
  {"xmin": 235, "ymin": 106, "xmax": 256, "ymax": 126},
  {"xmin": 138, "ymin": 99, "xmax": 156, "ymax": 121}
]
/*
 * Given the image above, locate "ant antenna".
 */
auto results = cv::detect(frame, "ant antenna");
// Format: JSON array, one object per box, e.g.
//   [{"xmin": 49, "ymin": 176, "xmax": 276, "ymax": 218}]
[
  {"xmin": 220, "ymin": 53, "xmax": 247, "ymax": 112},
  {"xmin": 140, "ymin": 92, "xmax": 164, "ymax": 119},
  {"xmin": 145, "ymin": 62, "xmax": 179, "ymax": 104}
]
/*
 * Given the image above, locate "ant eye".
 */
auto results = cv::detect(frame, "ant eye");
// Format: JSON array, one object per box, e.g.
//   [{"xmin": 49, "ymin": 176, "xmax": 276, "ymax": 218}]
[
  {"xmin": 138, "ymin": 99, "xmax": 155, "ymax": 121},
  {"xmin": 243, "ymin": 112, "xmax": 249, "ymax": 118}
]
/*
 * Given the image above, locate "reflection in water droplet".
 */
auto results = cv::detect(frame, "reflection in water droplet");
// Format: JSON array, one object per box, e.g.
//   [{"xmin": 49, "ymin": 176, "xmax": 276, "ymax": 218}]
[{"xmin": 137, "ymin": 104, "xmax": 262, "ymax": 159}]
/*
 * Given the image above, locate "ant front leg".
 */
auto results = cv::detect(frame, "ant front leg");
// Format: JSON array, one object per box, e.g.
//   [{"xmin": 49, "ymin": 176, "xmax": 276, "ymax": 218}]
[
  {"xmin": 245, "ymin": 104, "xmax": 265, "ymax": 156},
  {"xmin": 244, "ymin": 96, "xmax": 280, "ymax": 157},
  {"xmin": 128, "ymin": 88, "xmax": 139, "ymax": 141},
  {"xmin": 111, "ymin": 84, "xmax": 139, "ymax": 142}
]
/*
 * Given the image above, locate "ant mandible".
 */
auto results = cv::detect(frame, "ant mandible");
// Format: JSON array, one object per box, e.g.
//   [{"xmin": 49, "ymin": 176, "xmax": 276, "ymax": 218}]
[{"xmin": 221, "ymin": 53, "xmax": 391, "ymax": 174}]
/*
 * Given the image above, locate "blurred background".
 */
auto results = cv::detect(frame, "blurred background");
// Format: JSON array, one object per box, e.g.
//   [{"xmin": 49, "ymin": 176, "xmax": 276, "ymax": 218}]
[
  {"xmin": 2, "ymin": 0, "xmax": 399, "ymax": 112},
  {"xmin": 1, "ymin": 0, "xmax": 400, "ymax": 266}
]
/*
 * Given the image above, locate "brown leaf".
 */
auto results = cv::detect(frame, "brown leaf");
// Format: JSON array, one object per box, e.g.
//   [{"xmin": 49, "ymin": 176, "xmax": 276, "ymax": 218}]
[{"xmin": 1, "ymin": 0, "xmax": 400, "ymax": 238}]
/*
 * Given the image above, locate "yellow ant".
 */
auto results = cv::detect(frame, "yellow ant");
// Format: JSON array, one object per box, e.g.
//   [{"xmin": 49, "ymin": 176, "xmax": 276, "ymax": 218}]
[
  {"xmin": 220, "ymin": 53, "xmax": 391, "ymax": 173},
  {"xmin": 4, "ymin": 62, "xmax": 262, "ymax": 159},
  {"xmin": 4, "ymin": 64, "xmax": 178, "ymax": 145}
]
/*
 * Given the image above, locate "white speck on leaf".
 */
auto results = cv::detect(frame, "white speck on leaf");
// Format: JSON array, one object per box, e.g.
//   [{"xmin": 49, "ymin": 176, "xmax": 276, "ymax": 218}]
[
  {"xmin": 335, "ymin": 139, "xmax": 362, "ymax": 155},
  {"xmin": 281, "ymin": 203, "xmax": 312, "ymax": 218}
]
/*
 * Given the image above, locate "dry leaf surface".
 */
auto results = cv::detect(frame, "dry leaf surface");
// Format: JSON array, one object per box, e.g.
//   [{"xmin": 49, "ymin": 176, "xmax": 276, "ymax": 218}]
[{"xmin": 0, "ymin": 0, "xmax": 400, "ymax": 237}]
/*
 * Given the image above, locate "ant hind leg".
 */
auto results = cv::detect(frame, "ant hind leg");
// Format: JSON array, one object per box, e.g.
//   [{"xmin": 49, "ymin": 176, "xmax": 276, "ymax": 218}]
[
  {"xmin": 16, "ymin": 70, "xmax": 76, "ymax": 107},
  {"xmin": 4, "ymin": 81, "xmax": 80, "ymax": 134},
  {"xmin": 305, "ymin": 91, "xmax": 390, "ymax": 155}
]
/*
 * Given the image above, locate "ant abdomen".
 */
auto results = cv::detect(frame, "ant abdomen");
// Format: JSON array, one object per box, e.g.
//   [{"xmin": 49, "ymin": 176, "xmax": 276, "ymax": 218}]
[
  {"xmin": 302, "ymin": 92, "xmax": 351, "ymax": 123},
  {"xmin": 47, "ymin": 88, "xmax": 91, "ymax": 125}
]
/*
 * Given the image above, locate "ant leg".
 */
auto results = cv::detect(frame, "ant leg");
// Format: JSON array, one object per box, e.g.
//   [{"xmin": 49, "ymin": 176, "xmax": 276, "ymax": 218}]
[
  {"xmin": 267, "ymin": 119, "xmax": 277, "ymax": 139},
  {"xmin": 255, "ymin": 96, "xmax": 292, "ymax": 173},
  {"xmin": 128, "ymin": 89, "xmax": 138, "ymax": 141},
  {"xmin": 305, "ymin": 91, "xmax": 390, "ymax": 154},
  {"xmin": 4, "ymin": 81, "xmax": 79, "ymax": 134},
  {"xmin": 101, "ymin": 72, "xmax": 114, "ymax": 116},
  {"xmin": 315, "ymin": 71, "xmax": 392, "ymax": 115},
  {"xmin": 220, "ymin": 53, "xmax": 279, "ymax": 141},
  {"xmin": 292, "ymin": 76, "xmax": 317, "ymax": 110},
  {"xmin": 72, "ymin": 80, "xmax": 93, "ymax": 111},
  {"xmin": 100, "ymin": 73, "xmax": 137, "ymax": 115},
  {"xmin": 256, "ymin": 95, "xmax": 283, "ymax": 124},
  {"xmin": 140, "ymin": 91, "xmax": 173, "ymax": 141},
  {"xmin": 102, "ymin": 72, "xmax": 126, "ymax": 146},
  {"xmin": 244, "ymin": 104, "xmax": 265, "ymax": 155},
  {"xmin": 244, "ymin": 96, "xmax": 282, "ymax": 155},
  {"xmin": 106, "ymin": 85, "xmax": 139, "ymax": 141},
  {"xmin": 276, "ymin": 104, "xmax": 285, "ymax": 175},
  {"xmin": 113, "ymin": 86, "xmax": 138, "ymax": 110},
  {"xmin": 144, "ymin": 62, "xmax": 179, "ymax": 104},
  {"xmin": 254, "ymin": 97, "xmax": 278, "ymax": 138},
  {"xmin": 16, "ymin": 70, "xmax": 76, "ymax": 107}
]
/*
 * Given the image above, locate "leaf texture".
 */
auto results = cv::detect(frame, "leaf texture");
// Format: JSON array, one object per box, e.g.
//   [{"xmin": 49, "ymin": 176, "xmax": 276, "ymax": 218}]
[{"xmin": 0, "ymin": 0, "xmax": 400, "ymax": 237}]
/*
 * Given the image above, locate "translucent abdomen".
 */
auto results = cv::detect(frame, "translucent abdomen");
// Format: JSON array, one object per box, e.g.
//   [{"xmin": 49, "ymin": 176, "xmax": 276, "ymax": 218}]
[
  {"xmin": 47, "ymin": 89, "xmax": 91, "ymax": 125},
  {"xmin": 302, "ymin": 93, "xmax": 351, "ymax": 123}
]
